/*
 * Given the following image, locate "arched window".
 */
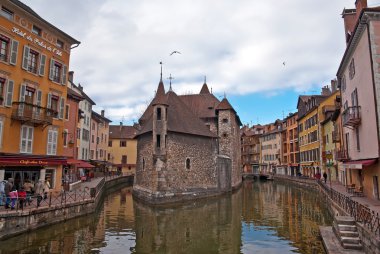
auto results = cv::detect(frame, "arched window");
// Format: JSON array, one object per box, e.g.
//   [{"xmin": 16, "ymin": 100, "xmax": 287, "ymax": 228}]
[{"xmin": 186, "ymin": 158, "xmax": 191, "ymax": 170}]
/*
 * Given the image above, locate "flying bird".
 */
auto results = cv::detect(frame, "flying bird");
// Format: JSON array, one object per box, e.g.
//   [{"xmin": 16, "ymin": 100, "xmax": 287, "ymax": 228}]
[
  {"xmin": 283, "ymin": 61, "xmax": 286, "ymax": 66},
  {"xmin": 170, "ymin": 51, "xmax": 181, "ymax": 56}
]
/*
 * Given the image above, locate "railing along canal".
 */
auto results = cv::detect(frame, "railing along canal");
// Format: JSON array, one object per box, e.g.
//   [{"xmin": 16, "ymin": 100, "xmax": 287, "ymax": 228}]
[{"xmin": 318, "ymin": 181, "xmax": 380, "ymax": 236}]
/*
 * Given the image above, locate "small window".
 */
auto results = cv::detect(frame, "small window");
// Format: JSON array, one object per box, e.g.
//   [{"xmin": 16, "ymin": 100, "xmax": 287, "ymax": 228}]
[
  {"xmin": 32, "ymin": 25, "xmax": 42, "ymax": 36},
  {"xmin": 186, "ymin": 158, "xmax": 191, "ymax": 170},
  {"xmin": 108, "ymin": 140, "xmax": 112, "ymax": 147},
  {"xmin": 122, "ymin": 155, "xmax": 127, "ymax": 164},
  {"xmin": 0, "ymin": 34, "xmax": 10, "ymax": 62},
  {"xmin": 222, "ymin": 133, "xmax": 228, "ymax": 138},
  {"xmin": 120, "ymin": 140, "xmax": 126, "ymax": 147},
  {"xmin": 56, "ymin": 39, "xmax": 64, "ymax": 48},
  {"xmin": 157, "ymin": 107, "xmax": 161, "ymax": 120},
  {"xmin": 0, "ymin": 7, "xmax": 13, "ymax": 20},
  {"xmin": 222, "ymin": 118, "xmax": 228, "ymax": 123},
  {"xmin": 156, "ymin": 135, "xmax": 161, "ymax": 148},
  {"xmin": 65, "ymin": 105, "xmax": 69, "ymax": 120}
]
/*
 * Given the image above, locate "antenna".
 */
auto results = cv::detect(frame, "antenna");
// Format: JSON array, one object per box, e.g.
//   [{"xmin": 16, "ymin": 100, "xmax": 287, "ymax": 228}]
[{"xmin": 159, "ymin": 61, "xmax": 163, "ymax": 81}]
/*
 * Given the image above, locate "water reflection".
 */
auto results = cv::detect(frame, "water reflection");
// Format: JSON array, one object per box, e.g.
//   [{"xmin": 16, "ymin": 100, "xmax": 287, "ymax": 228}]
[{"xmin": 0, "ymin": 180, "xmax": 332, "ymax": 254}]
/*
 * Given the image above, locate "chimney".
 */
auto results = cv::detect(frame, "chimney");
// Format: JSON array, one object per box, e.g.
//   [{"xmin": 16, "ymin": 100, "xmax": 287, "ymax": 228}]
[
  {"xmin": 321, "ymin": 86, "xmax": 331, "ymax": 96},
  {"xmin": 101, "ymin": 110, "xmax": 105, "ymax": 117},
  {"xmin": 68, "ymin": 71, "xmax": 74, "ymax": 82},
  {"xmin": 355, "ymin": 0, "xmax": 368, "ymax": 21},
  {"xmin": 331, "ymin": 79, "xmax": 337, "ymax": 93},
  {"xmin": 78, "ymin": 83, "xmax": 83, "ymax": 91}
]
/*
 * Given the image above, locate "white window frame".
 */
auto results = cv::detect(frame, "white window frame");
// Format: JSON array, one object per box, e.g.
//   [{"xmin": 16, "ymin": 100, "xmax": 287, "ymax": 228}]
[
  {"xmin": 47, "ymin": 128, "xmax": 58, "ymax": 155},
  {"xmin": 20, "ymin": 125, "xmax": 33, "ymax": 153}
]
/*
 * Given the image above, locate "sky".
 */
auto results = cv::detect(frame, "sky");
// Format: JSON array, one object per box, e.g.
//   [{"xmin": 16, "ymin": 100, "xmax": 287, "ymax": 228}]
[{"xmin": 22, "ymin": 0, "xmax": 377, "ymax": 126}]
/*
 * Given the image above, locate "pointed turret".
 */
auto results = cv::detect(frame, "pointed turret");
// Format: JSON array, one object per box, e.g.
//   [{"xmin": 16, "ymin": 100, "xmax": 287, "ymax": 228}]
[
  {"xmin": 152, "ymin": 80, "xmax": 168, "ymax": 106},
  {"xmin": 200, "ymin": 77, "xmax": 210, "ymax": 94}
]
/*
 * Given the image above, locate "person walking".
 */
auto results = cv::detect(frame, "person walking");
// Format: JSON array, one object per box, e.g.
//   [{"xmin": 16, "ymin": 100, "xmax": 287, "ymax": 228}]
[
  {"xmin": 4, "ymin": 178, "xmax": 13, "ymax": 209},
  {"xmin": 323, "ymin": 172, "xmax": 328, "ymax": 184},
  {"xmin": 23, "ymin": 180, "xmax": 33, "ymax": 205},
  {"xmin": 18, "ymin": 187, "xmax": 26, "ymax": 209},
  {"xmin": 9, "ymin": 187, "xmax": 18, "ymax": 210},
  {"xmin": 43, "ymin": 179, "xmax": 51, "ymax": 200},
  {"xmin": 34, "ymin": 180, "xmax": 44, "ymax": 207}
]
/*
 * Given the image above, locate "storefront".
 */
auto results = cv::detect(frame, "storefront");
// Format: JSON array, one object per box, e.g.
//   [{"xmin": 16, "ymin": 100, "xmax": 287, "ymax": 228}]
[{"xmin": 0, "ymin": 154, "xmax": 66, "ymax": 191}]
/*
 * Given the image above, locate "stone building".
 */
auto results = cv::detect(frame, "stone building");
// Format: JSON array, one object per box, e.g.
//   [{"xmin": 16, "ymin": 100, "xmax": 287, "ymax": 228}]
[{"xmin": 133, "ymin": 77, "xmax": 242, "ymax": 204}]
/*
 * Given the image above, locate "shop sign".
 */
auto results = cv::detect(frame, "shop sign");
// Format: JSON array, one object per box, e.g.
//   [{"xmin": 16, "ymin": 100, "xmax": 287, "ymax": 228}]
[
  {"xmin": 12, "ymin": 27, "xmax": 63, "ymax": 56},
  {"xmin": 20, "ymin": 160, "xmax": 49, "ymax": 165}
]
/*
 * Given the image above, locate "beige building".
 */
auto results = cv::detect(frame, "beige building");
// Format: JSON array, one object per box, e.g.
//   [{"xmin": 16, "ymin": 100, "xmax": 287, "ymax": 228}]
[
  {"xmin": 260, "ymin": 120, "xmax": 283, "ymax": 174},
  {"xmin": 108, "ymin": 124, "xmax": 137, "ymax": 175}
]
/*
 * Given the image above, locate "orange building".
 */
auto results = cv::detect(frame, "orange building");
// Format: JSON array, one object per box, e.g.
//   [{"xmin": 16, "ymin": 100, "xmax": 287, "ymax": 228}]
[
  {"xmin": 280, "ymin": 112, "xmax": 299, "ymax": 176},
  {"xmin": 0, "ymin": 1, "xmax": 79, "ymax": 191}
]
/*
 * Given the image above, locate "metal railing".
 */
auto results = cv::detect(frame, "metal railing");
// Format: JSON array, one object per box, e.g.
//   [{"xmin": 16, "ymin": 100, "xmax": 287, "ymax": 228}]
[
  {"xmin": 318, "ymin": 181, "xmax": 380, "ymax": 236},
  {"xmin": 342, "ymin": 106, "xmax": 361, "ymax": 127},
  {"xmin": 11, "ymin": 102, "xmax": 57, "ymax": 126}
]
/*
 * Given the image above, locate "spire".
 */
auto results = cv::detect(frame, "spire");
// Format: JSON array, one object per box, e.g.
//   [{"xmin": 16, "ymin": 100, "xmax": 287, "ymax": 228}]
[
  {"xmin": 168, "ymin": 74, "xmax": 174, "ymax": 92},
  {"xmin": 152, "ymin": 62, "xmax": 168, "ymax": 106},
  {"xmin": 200, "ymin": 76, "xmax": 210, "ymax": 94},
  {"xmin": 160, "ymin": 61, "xmax": 163, "ymax": 82}
]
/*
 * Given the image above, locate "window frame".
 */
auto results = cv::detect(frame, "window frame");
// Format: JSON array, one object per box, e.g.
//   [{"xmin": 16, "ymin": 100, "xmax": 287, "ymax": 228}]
[{"xmin": 20, "ymin": 125, "xmax": 34, "ymax": 154}]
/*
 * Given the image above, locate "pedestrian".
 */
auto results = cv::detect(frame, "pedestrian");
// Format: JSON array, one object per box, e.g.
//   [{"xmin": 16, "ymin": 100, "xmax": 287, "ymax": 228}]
[
  {"xmin": 323, "ymin": 172, "xmax": 328, "ymax": 184},
  {"xmin": 9, "ymin": 186, "xmax": 18, "ymax": 210},
  {"xmin": 0, "ymin": 180, "xmax": 5, "ymax": 206},
  {"xmin": 34, "ymin": 180, "xmax": 44, "ymax": 207},
  {"xmin": 18, "ymin": 187, "xmax": 26, "ymax": 209},
  {"xmin": 23, "ymin": 180, "xmax": 33, "ymax": 205},
  {"xmin": 43, "ymin": 179, "xmax": 50, "ymax": 200},
  {"xmin": 4, "ymin": 178, "xmax": 13, "ymax": 209}
]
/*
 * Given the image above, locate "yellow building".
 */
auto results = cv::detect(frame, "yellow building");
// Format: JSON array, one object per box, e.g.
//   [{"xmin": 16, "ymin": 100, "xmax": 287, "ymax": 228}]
[
  {"xmin": 108, "ymin": 124, "xmax": 137, "ymax": 175},
  {"xmin": 318, "ymin": 87, "xmax": 340, "ymax": 182},
  {"xmin": 297, "ymin": 89, "xmax": 330, "ymax": 177},
  {"xmin": 0, "ymin": 1, "xmax": 79, "ymax": 191}
]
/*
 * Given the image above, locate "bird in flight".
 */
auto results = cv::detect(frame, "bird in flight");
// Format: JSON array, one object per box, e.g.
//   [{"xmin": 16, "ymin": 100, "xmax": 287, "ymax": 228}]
[
  {"xmin": 283, "ymin": 61, "xmax": 286, "ymax": 66},
  {"xmin": 170, "ymin": 51, "xmax": 181, "ymax": 56}
]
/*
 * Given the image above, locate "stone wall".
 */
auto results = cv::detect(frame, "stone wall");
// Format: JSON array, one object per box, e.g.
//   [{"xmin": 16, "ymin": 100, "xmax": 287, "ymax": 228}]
[{"xmin": 135, "ymin": 133, "xmax": 157, "ymax": 191}]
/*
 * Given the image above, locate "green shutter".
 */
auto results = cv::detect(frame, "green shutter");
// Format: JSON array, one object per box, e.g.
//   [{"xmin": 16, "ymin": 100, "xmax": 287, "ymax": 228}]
[
  {"xmin": 49, "ymin": 59, "xmax": 54, "ymax": 80},
  {"xmin": 21, "ymin": 46, "xmax": 29, "ymax": 70},
  {"xmin": 47, "ymin": 93, "xmax": 52, "ymax": 109},
  {"xmin": 59, "ymin": 97, "xmax": 65, "ymax": 119},
  {"xmin": 39, "ymin": 54, "xmax": 46, "ymax": 76},
  {"xmin": 61, "ymin": 65, "xmax": 67, "ymax": 85},
  {"xmin": 10, "ymin": 40, "xmax": 18, "ymax": 65}
]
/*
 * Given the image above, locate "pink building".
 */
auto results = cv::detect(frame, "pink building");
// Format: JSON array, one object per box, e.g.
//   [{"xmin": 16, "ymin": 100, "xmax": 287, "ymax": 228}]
[{"xmin": 337, "ymin": 0, "xmax": 380, "ymax": 199}]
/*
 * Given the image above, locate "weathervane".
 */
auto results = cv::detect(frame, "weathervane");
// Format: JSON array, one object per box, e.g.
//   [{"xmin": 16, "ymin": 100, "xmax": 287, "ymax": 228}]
[{"xmin": 167, "ymin": 74, "xmax": 174, "ymax": 91}]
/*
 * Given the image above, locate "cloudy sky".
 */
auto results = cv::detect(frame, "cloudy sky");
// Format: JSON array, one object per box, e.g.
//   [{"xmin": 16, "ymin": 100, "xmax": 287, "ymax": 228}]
[{"xmin": 24, "ymin": 0, "xmax": 373, "ymax": 125}]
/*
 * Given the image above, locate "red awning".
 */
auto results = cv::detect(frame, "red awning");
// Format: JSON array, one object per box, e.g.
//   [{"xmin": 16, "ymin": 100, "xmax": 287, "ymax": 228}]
[
  {"xmin": 67, "ymin": 159, "xmax": 95, "ymax": 168},
  {"xmin": 343, "ymin": 159, "xmax": 377, "ymax": 169},
  {"xmin": 0, "ymin": 155, "xmax": 66, "ymax": 166}
]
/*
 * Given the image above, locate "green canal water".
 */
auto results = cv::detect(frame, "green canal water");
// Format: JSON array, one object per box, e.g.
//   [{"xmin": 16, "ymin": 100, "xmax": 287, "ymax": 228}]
[{"xmin": 0, "ymin": 180, "xmax": 332, "ymax": 254}]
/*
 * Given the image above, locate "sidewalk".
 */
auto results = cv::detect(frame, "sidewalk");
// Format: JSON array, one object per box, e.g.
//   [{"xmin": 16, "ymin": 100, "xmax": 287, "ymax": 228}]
[{"xmin": 324, "ymin": 180, "xmax": 380, "ymax": 215}]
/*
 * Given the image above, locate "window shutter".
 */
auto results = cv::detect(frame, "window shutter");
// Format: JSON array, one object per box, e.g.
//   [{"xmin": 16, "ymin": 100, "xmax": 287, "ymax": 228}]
[
  {"xmin": 39, "ymin": 54, "xmax": 46, "ymax": 76},
  {"xmin": 61, "ymin": 65, "xmax": 67, "ymax": 85},
  {"xmin": 36, "ymin": 90, "xmax": 42, "ymax": 106},
  {"xmin": 59, "ymin": 97, "xmax": 65, "ymax": 119},
  {"xmin": 47, "ymin": 93, "xmax": 52, "ymax": 109},
  {"xmin": 22, "ymin": 46, "xmax": 30, "ymax": 70},
  {"xmin": 49, "ymin": 59, "xmax": 54, "ymax": 80},
  {"xmin": 5, "ymin": 79, "xmax": 14, "ymax": 107},
  {"xmin": 19, "ymin": 84, "xmax": 26, "ymax": 102},
  {"xmin": 20, "ymin": 126, "xmax": 27, "ymax": 152},
  {"xmin": 52, "ymin": 130, "xmax": 58, "ymax": 155},
  {"xmin": 47, "ymin": 130, "xmax": 52, "ymax": 155},
  {"xmin": 10, "ymin": 40, "xmax": 19, "ymax": 65},
  {"xmin": 27, "ymin": 127, "xmax": 33, "ymax": 153}
]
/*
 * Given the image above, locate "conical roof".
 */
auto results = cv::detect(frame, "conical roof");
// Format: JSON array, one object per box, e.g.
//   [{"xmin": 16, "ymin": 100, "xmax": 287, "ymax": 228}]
[
  {"xmin": 152, "ymin": 80, "xmax": 168, "ymax": 106},
  {"xmin": 200, "ymin": 83, "xmax": 210, "ymax": 94},
  {"xmin": 216, "ymin": 98, "xmax": 235, "ymax": 112}
]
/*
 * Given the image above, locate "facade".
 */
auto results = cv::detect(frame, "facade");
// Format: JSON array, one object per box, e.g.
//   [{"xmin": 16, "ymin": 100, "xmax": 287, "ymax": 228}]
[
  {"xmin": 108, "ymin": 124, "xmax": 137, "ymax": 176},
  {"xmin": 241, "ymin": 125, "xmax": 263, "ymax": 174},
  {"xmin": 281, "ymin": 113, "xmax": 299, "ymax": 176},
  {"xmin": 133, "ymin": 78, "xmax": 242, "ymax": 203},
  {"xmin": 297, "ymin": 91, "xmax": 329, "ymax": 177},
  {"xmin": 336, "ymin": 0, "xmax": 380, "ymax": 199},
  {"xmin": 0, "ymin": 0, "xmax": 79, "ymax": 191},
  {"xmin": 259, "ymin": 120, "xmax": 282, "ymax": 175},
  {"xmin": 90, "ymin": 110, "xmax": 111, "ymax": 175}
]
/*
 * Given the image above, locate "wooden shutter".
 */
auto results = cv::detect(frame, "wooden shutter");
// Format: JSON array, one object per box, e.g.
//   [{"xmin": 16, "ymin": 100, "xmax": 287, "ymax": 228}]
[
  {"xmin": 39, "ymin": 54, "xmax": 46, "ymax": 76},
  {"xmin": 47, "ymin": 129, "xmax": 52, "ymax": 155},
  {"xmin": 49, "ymin": 59, "xmax": 54, "ymax": 80},
  {"xmin": 47, "ymin": 93, "xmax": 52, "ymax": 109},
  {"xmin": 27, "ymin": 126, "xmax": 33, "ymax": 153},
  {"xmin": 5, "ymin": 79, "xmax": 14, "ymax": 107},
  {"xmin": 36, "ymin": 89, "xmax": 42, "ymax": 115},
  {"xmin": 61, "ymin": 65, "xmax": 67, "ymax": 85},
  {"xmin": 19, "ymin": 84, "xmax": 26, "ymax": 102},
  {"xmin": 22, "ymin": 46, "xmax": 30, "ymax": 70},
  {"xmin": 59, "ymin": 97, "xmax": 65, "ymax": 119},
  {"xmin": 52, "ymin": 130, "xmax": 58, "ymax": 155},
  {"xmin": 10, "ymin": 40, "xmax": 18, "ymax": 65}
]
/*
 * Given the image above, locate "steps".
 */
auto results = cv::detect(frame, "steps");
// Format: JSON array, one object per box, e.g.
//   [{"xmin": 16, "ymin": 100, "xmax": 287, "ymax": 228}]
[{"xmin": 333, "ymin": 216, "xmax": 363, "ymax": 250}]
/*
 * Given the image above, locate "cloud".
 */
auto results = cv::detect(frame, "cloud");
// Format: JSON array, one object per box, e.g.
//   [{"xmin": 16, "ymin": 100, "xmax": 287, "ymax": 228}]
[{"xmin": 25, "ymin": 0, "xmax": 364, "ymax": 123}]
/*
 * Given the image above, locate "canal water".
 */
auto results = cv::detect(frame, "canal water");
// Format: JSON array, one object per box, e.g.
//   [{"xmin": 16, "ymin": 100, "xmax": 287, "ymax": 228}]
[{"xmin": 0, "ymin": 180, "xmax": 332, "ymax": 254}]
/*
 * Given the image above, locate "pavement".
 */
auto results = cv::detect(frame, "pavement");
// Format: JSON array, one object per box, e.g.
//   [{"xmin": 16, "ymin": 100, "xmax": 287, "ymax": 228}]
[{"xmin": 320, "ymin": 226, "xmax": 364, "ymax": 254}]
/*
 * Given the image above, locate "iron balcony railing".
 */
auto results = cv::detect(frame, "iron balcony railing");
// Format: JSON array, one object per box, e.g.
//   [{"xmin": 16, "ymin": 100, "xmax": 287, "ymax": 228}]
[
  {"xmin": 11, "ymin": 102, "xmax": 57, "ymax": 126},
  {"xmin": 335, "ymin": 148, "xmax": 349, "ymax": 161},
  {"xmin": 342, "ymin": 106, "xmax": 361, "ymax": 127}
]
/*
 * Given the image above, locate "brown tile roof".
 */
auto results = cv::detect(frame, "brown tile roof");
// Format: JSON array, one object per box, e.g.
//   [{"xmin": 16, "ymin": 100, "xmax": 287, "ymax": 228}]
[
  {"xmin": 152, "ymin": 81, "xmax": 168, "ymax": 106},
  {"xmin": 109, "ymin": 125, "xmax": 137, "ymax": 139},
  {"xmin": 67, "ymin": 88, "xmax": 83, "ymax": 102},
  {"xmin": 138, "ymin": 91, "xmax": 217, "ymax": 138},
  {"xmin": 216, "ymin": 98, "xmax": 235, "ymax": 112},
  {"xmin": 92, "ymin": 111, "xmax": 112, "ymax": 123},
  {"xmin": 199, "ymin": 83, "xmax": 211, "ymax": 94},
  {"xmin": 179, "ymin": 93, "xmax": 220, "ymax": 119}
]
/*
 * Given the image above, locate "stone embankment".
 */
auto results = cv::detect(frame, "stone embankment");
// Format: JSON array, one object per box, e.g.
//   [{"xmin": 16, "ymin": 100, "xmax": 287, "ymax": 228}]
[
  {"xmin": 0, "ymin": 175, "xmax": 133, "ymax": 240},
  {"xmin": 272, "ymin": 174, "xmax": 380, "ymax": 254}
]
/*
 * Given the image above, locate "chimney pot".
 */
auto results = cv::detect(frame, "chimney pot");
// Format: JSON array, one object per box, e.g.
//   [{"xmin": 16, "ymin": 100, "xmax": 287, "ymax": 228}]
[
  {"xmin": 101, "ymin": 110, "xmax": 105, "ymax": 117},
  {"xmin": 68, "ymin": 71, "xmax": 74, "ymax": 82}
]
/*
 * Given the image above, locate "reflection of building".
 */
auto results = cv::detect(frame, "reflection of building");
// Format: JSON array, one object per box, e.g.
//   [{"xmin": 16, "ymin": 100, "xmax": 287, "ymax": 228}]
[
  {"xmin": 108, "ymin": 124, "xmax": 137, "ymax": 175},
  {"xmin": 133, "ymin": 188, "xmax": 242, "ymax": 253},
  {"xmin": 241, "ymin": 125, "xmax": 263, "ymax": 174},
  {"xmin": 0, "ymin": 0, "xmax": 79, "ymax": 191},
  {"xmin": 134, "ymin": 77, "xmax": 242, "ymax": 203}
]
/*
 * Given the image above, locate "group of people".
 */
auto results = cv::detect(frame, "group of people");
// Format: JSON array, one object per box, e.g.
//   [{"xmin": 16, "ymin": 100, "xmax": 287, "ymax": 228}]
[{"xmin": 0, "ymin": 178, "xmax": 51, "ymax": 209}]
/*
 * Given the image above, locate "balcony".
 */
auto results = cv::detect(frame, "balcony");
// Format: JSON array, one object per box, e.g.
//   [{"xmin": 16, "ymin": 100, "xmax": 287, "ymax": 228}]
[
  {"xmin": 332, "ymin": 130, "xmax": 340, "ymax": 143},
  {"xmin": 342, "ymin": 106, "xmax": 361, "ymax": 128},
  {"xmin": 335, "ymin": 149, "xmax": 349, "ymax": 161},
  {"xmin": 11, "ymin": 102, "xmax": 57, "ymax": 126}
]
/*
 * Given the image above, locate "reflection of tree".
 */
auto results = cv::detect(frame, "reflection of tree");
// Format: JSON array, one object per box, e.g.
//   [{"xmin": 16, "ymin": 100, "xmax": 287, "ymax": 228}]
[
  {"xmin": 241, "ymin": 180, "xmax": 332, "ymax": 254},
  {"xmin": 133, "ymin": 190, "xmax": 243, "ymax": 254}
]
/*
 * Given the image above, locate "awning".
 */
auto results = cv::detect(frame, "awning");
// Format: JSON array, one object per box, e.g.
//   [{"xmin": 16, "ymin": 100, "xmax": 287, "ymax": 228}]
[
  {"xmin": 67, "ymin": 159, "xmax": 95, "ymax": 168},
  {"xmin": 0, "ymin": 154, "xmax": 66, "ymax": 166},
  {"xmin": 342, "ymin": 159, "xmax": 377, "ymax": 170}
]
